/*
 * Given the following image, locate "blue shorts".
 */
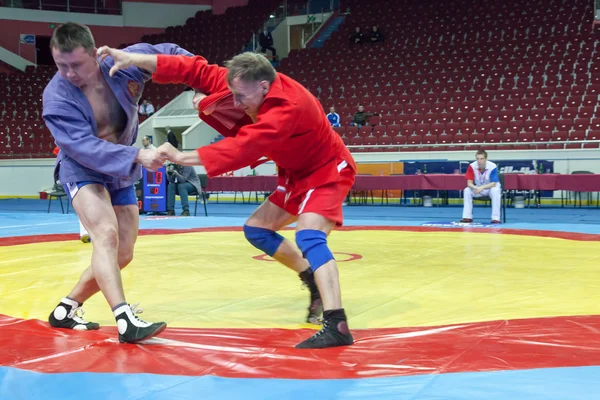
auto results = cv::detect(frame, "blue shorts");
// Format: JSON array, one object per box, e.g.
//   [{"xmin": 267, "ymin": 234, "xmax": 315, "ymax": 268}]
[{"xmin": 63, "ymin": 181, "xmax": 137, "ymax": 206}]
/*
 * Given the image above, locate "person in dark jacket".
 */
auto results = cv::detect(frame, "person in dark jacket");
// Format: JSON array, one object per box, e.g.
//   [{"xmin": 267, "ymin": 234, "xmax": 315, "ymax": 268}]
[
  {"xmin": 350, "ymin": 27, "xmax": 363, "ymax": 46},
  {"xmin": 166, "ymin": 163, "xmax": 202, "ymax": 216},
  {"xmin": 350, "ymin": 105, "xmax": 379, "ymax": 128},
  {"xmin": 259, "ymin": 25, "xmax": 277, "ymax": 59},
  {"xmin": 166, "ymin": 126, "xmax": 178, "ymax": 149},
  {"xmin": 370, "ymin": 25, "xmax": 384, "ymax": 44}
]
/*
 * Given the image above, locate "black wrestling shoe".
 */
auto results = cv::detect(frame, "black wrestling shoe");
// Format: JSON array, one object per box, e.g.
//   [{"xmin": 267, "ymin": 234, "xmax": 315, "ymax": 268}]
[
  {"xmin": 299, "ymin": 269, "xmax": 323, "ymax": 324},
  {"xmin": 114, "ymin": 303, "xmax": 167, "ymax": 343},
  {"xmin": 48, "ymin": 297, "xmax": 100, "ymax": 331},
  {"xmin": 295, "ymin": 310, "xmax": 354, "ymax": 349}
]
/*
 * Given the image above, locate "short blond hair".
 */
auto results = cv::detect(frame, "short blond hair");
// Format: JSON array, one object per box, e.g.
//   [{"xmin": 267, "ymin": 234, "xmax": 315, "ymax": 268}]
[{"xmin": 225, "ymin": 52, "xmax": 276, "ymax": 85}]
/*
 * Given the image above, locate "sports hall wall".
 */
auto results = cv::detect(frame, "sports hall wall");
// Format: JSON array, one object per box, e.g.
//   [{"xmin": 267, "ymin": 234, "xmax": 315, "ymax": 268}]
[{"xmin": 0, "ymin": 20, "xmax": 164, "ymax": 64}]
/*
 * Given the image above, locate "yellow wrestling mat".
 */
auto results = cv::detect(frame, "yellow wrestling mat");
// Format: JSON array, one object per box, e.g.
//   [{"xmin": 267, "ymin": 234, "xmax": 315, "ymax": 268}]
[{"xmin": 1, "ymin": 230, "xmax": 599, "ymax": 329}]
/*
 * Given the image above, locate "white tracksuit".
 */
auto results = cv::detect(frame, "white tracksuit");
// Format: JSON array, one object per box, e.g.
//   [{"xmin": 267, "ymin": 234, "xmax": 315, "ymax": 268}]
[{"xmin": 462, "ymin": 160, "xmax": 501, "ymax": 221}]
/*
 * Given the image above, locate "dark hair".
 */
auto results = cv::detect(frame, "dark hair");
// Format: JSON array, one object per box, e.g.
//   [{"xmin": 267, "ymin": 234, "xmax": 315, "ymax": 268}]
[
  {"xmin": 476, "ymin": 149, "xmax": 488, "ymax": 158},
  {"xmin": 225, "ymin": 52, "xmax": 276, "ymax": 85},
  {"xmin": 50, "ymin": 22, "xmax": 95, "ymax": 53}
]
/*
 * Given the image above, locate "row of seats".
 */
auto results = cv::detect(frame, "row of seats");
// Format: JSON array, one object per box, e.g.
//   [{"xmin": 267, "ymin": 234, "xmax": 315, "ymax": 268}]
[
  {"xmin": 328, "ymin": 102, "xmax": 599, "ymax": 117},
  {"xmin": 334, "ymin": 118, "xmax": 600, "ymax": 136},
  {"xmin": 338, "ymin": 0, "xmax": 591, "ymax": 36},
  {"xmin": 341, "ymin": 139, "xmax": 600, "ymax": 152},
  {"xmin": 336, "ymin": 127, "xmax": 600, "ymax": 142},
  {"xmin": 325, "ymin": 0, "xmax": 599, "ymax": 151},
  {"xmin": 3, "ymin": 0, "xmax": 599, "ymax": 158},
  {"xmin": 0, "ymin": 121, "xmax": 55, "ymax": 158},
  {"xmin": 276, "ymin": 0, "xmax": 600, "ymax": 153}
]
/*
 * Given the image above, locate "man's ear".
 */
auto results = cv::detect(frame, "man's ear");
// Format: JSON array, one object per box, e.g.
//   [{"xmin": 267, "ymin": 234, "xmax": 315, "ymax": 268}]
[{"xmin": 260, "ymin": 80, "xmax": 271, "ymax": 96}]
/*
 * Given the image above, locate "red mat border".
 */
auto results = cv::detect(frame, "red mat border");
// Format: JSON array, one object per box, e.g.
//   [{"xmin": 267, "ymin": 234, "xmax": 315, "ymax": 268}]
[{"xmin": 2, "ymin": 314, "xmax": 599, "ymax": 378}]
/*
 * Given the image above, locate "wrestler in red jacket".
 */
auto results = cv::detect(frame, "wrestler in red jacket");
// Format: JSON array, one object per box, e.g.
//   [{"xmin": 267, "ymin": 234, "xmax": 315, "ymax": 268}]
[{"xmin": 99, "ymin": 47, "xmax": 355, "ymax": 349}]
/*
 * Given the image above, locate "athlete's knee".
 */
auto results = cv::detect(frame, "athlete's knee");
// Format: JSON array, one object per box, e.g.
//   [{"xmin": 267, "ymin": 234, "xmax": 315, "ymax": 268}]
[
  {"xmin": 243, "ymin": 225, "xmax": 284, "ymax": 256},
  {"xmin": 118, "ymin": 241, "xmax": 134, "ymax": 269},
  {"xmin": 295, "ymin": 229, "xmax": 334, "ymax": 272},
  {"xmin": 490, "ymin": 185, "xmax": 501, "ymax": 194},
  {"xmin": 92, "ymin": 224, "xmax": 119, "ymax": 249},
  {"xmin": 117, "ymin": 247, "xmax": 134, "ymax": 269}
]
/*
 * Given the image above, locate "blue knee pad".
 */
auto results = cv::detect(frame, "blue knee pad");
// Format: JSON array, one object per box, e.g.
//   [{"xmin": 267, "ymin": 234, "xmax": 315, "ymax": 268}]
[
  {"xmin": 243, "ymin": 225, "xmax": 284, "ymax": 257},
  {"xmin": 296, "ymin": 230, "xmax": 334, "ymax": 272}
]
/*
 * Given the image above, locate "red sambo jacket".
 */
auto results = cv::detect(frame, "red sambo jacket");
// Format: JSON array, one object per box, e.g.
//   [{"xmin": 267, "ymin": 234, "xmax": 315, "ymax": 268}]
[{"xmin": 152, "ymin": 55, "xmax": 356, "ymax": 192}]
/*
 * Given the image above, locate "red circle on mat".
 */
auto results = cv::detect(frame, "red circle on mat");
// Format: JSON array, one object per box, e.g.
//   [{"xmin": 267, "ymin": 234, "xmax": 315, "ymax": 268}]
[{"xmin": 253, "ymin": 252, "xmax": 362, "ymax": 262}]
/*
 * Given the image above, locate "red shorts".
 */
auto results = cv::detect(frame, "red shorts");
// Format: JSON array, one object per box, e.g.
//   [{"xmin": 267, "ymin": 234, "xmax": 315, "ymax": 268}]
[{"xmin": 268, "ymin": 160, "xmax": 354, "ymax": 226}]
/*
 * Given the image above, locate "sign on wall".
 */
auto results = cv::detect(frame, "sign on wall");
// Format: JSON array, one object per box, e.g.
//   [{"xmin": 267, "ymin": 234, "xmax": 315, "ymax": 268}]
[{"xmin": 19, "ymin": 34, "xmax": 35, "ymax": 44}]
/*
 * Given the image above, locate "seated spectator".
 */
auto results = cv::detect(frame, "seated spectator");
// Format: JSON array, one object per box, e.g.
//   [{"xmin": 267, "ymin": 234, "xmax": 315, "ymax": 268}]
[
  {"xmin": 259, "ymin": 25, "xmax": 277, "ymax": 60},
  {"xmin": 141, "ymin": 135, "xmax": 156, "ymax": 150},
  {"xmin": 350, "ymin": 27, "xmax": 363, "ymax": 46},
  {"xmin": 166, "ymin": 163, "xmax": 202, "ymax": 217},
  {"xmin": 369, "ymin": 25, "xmax": 384, "ymax": 44},
  {"xmin": 139, "ymin": 99, "xmax": 155, "ymax": 116},
  {"xmin": 350, "ymin": 105, "xmax": 378, "ymax": 128},
  {"xmin": 461, "ymin": 149, "xmax": 502, "ymax": 224},
  {"xmin": 326, "ymin": 106, "xmax": 341, "ymax": 127}
]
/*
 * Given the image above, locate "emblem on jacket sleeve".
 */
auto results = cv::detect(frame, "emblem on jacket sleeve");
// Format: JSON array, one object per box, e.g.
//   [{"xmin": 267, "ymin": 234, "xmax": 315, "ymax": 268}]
[{"xmin": 128, "ymin": 80, "xmax": 140, "ymax": 98}]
